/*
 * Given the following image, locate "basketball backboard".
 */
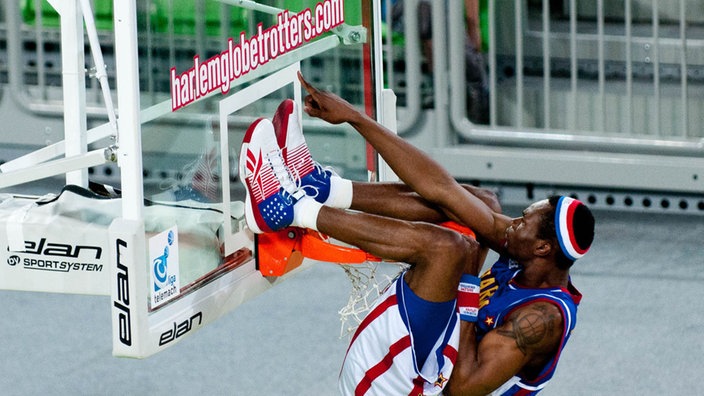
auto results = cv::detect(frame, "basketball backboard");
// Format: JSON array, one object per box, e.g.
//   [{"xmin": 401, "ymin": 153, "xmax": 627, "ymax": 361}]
[{"xmin": 0, "ymin": 0, "xmax": 387, "ymax": 358}]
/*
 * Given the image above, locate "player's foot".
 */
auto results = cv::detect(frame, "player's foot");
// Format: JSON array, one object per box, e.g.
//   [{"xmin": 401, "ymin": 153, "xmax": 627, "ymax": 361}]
[
  {"xmin": 239, "ymin": 117, "xmax": 304, "ymax": 234},
  {"xmin": 272, "ymin": 99, "xmax": 334, "ymax": 204}
]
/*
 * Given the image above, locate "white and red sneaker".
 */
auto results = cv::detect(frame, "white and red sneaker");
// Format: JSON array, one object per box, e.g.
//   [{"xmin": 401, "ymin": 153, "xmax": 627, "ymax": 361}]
[
  {"xmin": 272, "ymin": 99, "xmax": 335, "ymax": 204},
  {"xmin": 239, "ymin": 117, "xmax": 303, "ymax": 234}
]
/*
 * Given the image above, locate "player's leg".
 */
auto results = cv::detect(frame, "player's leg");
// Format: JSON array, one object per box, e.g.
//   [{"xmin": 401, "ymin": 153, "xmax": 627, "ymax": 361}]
[
  {"xmin": 242, "ymin": 115, "xmax": 484, "ymax": 374},
  {"xmin": 315, "ymin": 205, "xmax": 483, "ymax": 301},
  {"xmin": 241, "ymin": 114, "xmax": 480, "ymax": 299},
  {"xmin": 267, "ymin": 97, "xmax": 496, "ymax": 271},
  {"xmin": 314, "ymin": 203, "xmax": 483, "ymax": 371},
  {"xmin": 320, "ymin": 203, "xmax": 482, "ymax": 382}
]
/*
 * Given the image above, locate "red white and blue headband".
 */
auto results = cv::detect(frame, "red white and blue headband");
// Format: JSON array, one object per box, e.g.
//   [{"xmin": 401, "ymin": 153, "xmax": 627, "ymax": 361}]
[{"xmin": 554, "ymin": 197, "xmax": 589, "ymax": 261}]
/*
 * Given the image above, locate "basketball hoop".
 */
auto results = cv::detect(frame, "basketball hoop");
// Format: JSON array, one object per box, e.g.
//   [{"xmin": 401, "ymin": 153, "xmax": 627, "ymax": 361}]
[{"xmin": 257, "ymin": 227, "xmax": 411, "ymax": 337}]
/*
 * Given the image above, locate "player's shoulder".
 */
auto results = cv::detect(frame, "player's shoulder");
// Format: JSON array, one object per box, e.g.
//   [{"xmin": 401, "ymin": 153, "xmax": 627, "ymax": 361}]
[
  {"xmin": 509, "ymin": 300, "xmax": 564, "ymax": 326},
  {"xmin": 503, "ymin": 301, "xmax": 564, "ymax": 353}
]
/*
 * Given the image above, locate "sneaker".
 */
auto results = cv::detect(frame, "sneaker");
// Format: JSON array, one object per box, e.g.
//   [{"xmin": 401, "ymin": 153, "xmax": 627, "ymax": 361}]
[
  {"xmin": 239, "ymin": 117, "xmax": 303, "ymax": 234},
  {"xmin": 272, "ymin": 99, "xmax": 334, "ymax": 204}
]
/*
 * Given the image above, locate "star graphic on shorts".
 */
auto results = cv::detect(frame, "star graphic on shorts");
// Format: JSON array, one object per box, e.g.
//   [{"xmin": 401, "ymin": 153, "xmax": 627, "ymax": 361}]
[
  {"xmin": 484, "ymin": 316, "xmax": 495, "ymax": 326},
  {"xmin": 434, "ymin": 372, "xmax": 448, "ymax": 387}
]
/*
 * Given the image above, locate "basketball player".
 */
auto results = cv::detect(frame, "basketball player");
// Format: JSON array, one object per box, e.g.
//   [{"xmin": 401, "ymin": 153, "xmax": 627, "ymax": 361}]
[{"xmin": 239, "ymin": 72, "xmax": 594, "ymax": 395}]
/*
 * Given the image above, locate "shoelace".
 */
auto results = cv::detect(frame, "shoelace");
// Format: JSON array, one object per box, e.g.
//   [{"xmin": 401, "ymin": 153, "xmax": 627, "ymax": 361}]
[
  {"xmin": 305, "ymin": 161, "xmax": 337, "ymax": 199},
  {"xmin": 288, "ymin": 160, "xmax": 339, "ymax": 200},
  {"xmin": 314, "ymin": 161, "xmax": 339, "ymax": 178},
  {"xmin": 265, "ymin": 148, "xmax": 304, "ymax": 202}
]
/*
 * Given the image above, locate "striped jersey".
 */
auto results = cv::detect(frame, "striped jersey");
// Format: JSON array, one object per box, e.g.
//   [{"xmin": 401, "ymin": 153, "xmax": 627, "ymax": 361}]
[{"xmin": 477, "ymin": 256, "xmax": 582, "ymax": 395}]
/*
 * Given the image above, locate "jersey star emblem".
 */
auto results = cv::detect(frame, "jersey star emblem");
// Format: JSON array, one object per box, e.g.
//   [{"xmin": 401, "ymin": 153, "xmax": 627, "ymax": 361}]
[
  {"xmin": 484, "ymin": 316, "xmax": 495, "ymax": 326},
  {"xmin": 434, "ymin": 372, "xmax": 448, "ymax": 387}
]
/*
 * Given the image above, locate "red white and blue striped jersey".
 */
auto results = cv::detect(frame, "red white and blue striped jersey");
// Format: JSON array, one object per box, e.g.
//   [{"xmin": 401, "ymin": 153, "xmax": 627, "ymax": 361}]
[
  {"xmin": 338, "ymin": 277, "xmax": 460, "ymax": 396},
  {"xmin": 477, "ymin": 256, "xmax": 582, "ymax": 395}
]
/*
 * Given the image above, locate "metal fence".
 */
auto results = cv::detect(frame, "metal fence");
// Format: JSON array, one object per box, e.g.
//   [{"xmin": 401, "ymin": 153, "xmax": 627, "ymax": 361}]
[
  {"xmin": 383, "ymin": 0, "xmax": 704, "ymax": 198},
  {"xmin": 387, "ymin": 0, "xmax": 704, "ymax": 145}
]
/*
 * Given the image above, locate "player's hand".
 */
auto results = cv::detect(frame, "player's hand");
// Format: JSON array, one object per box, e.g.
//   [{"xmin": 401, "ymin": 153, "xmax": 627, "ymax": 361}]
[{"xmin": 298, "ymin": 71, "xmax": 362, "ymax": 125}]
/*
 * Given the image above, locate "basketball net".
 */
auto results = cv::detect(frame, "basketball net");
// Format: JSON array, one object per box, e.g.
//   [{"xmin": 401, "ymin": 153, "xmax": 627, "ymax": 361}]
[
  {"xmin": 334, "ymin": 222, "xmax": 476, "ymax": 337},
  {"xmin": 337, "ymin": 260, "xmax": 409, "ymax": 338}
]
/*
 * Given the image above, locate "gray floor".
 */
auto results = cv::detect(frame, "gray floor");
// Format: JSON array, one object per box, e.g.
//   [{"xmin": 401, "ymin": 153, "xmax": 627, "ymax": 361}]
[{"xmin": 1, "ymin": 208, "xmax": 702, "ymax": 395}]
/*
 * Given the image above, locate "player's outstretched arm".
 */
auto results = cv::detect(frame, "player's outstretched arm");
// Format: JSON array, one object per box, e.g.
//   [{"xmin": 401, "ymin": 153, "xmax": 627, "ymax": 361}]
[
  {"xmin": 350, "ymin": 182, "xmax": 502, "ymax": 225},
  {"xmin": 298, "ymin": 72, "xmax": 509, "ymax": 249}
]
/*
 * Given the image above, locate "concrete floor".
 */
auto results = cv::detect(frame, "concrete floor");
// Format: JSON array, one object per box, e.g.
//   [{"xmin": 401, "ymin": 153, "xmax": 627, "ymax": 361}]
[{"xmin": 0, "ymin": 208, "xmax": 702, "ymax": 395}]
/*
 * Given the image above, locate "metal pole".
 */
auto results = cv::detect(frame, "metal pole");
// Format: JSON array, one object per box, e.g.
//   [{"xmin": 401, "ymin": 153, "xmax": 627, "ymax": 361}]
[
  {"xmin": 432, "ymin": 0, "xmax": 448, "ymax": 146},
  {"xmin": 48, "ymin": 0, "xmax": 89, "ymax": 187},
  {"xmin": 114, "ymin": 0, "xmax": 145, "ymax": 221},
  {"xmin": 515, "ymin": 0, "xmax": 524, "ymax": 128},
  {"xmin": 652, "ymin": 0, "xmax": 660, "ymax": 137},
  {"xmin": 448, "ymin": 0, "xmax": 467, "ymax": 130},
  {"xmin": 80, "ymin": 0, "xmax": 118, "ymax": 134},
  {"xmin": 679, "ymin": 0, "xmax": 688, "ymax": 138},
  {"xmin": 542, "ymin": 0, "xmax": 551, "ymax": 129},
  {"xmin": 397, "ymin": 0, "xmax": 422, "ymax": 135},
  {"xmin": 488, "ymin": 0, "xmax": 496, "ymax": 126},
  {"xmin": 625, "ymin": 0, "xmax": 633, "ymax": 135},
  {"xmin": 569, "ymin": 0, "xmax": 577, "ymax": 130},
  {"xmin": 34, "ymin": 0, "xmax": 47, "ymax": 100},
  {"xmin": 597, "ymin": 0, "xmax": 605, "ymax": 132}
]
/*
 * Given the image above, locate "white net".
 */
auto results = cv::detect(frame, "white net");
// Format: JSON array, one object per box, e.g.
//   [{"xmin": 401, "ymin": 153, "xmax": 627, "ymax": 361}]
[{"xmin": 337, "ymin": 261, "xmax": 409, "ymax": 338}]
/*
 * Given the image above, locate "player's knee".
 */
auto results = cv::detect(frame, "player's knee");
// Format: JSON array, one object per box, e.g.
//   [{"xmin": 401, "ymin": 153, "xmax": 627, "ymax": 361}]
[{"xmin": 420, "ymin": 226, "xmax": 477, "ymax": 270}]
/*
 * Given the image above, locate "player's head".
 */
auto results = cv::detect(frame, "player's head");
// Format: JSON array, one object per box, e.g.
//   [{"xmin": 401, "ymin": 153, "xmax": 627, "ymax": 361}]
[{"xmin": 536, "ymin": 196, "xmax": 595, "ymax": 269}]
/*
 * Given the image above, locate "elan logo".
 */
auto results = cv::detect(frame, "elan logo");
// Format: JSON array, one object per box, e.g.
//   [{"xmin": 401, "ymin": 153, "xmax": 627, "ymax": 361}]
[
  {"xmin": 159, "ymin": 312, "xmax": 203, "ymax": 346},
  {"xmin": 113, "ymin": 239, "xmax": 132, "ymax": 346},
  {"xmin": 20, "ymin": 238, "xmax": 102, "ymax": 259}
]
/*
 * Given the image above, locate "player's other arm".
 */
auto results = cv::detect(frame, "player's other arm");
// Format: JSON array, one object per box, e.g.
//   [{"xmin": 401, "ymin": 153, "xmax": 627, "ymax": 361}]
[
  {"xmin": 445, "ymin": 302, "xmax": 564, "ymax": 396},
  {"xmin": 298, "ymin": 72, "xmax": 509, "ymax": 248}
]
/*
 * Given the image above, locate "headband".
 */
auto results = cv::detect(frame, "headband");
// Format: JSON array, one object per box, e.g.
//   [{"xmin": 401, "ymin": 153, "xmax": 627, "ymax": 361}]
[{"xmin": 554, "ymin": 197, "xmax": 589, "ymax": 261}]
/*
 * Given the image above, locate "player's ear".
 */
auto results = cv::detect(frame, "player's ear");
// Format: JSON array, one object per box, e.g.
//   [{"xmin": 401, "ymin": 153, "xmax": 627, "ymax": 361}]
[{"xmin": 534, "ymin": 239, "xmax": 553, "ymax": 257}]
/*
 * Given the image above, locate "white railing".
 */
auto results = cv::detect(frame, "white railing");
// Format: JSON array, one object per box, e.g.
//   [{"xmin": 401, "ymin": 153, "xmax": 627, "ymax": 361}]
[
  {"xmin": 382, "ymin": 0, "xmax": 704, "ymax": 194},
  {"xmin": 385, "ymin": 0, "xmax": 704, "ymax": 150}
]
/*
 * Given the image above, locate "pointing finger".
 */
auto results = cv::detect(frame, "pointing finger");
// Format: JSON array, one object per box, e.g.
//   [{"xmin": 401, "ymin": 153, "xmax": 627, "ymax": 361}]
[{"xmin": 298, "ymin": 71, "xmax": 318, "ymax": 95}]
